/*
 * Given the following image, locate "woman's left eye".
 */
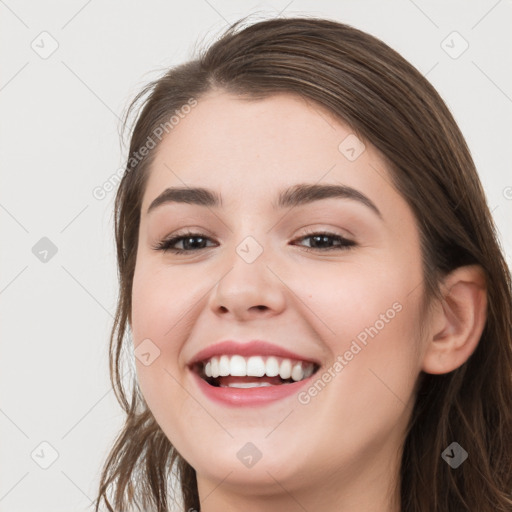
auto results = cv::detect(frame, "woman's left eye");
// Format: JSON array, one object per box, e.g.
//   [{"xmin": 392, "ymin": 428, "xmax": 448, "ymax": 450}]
[
  {"xmin": 293, "ymin": 231, "xmax": 356, "ymax": 252},
  {"xmin": 152, "ymin": 230, "xmax": 356, "ymax": 254}
]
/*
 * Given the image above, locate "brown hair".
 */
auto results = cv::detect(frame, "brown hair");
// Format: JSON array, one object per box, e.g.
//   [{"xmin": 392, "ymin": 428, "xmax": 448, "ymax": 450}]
[{"xmin": 94, "ymin": 15, "xmax": 512, "ymax": 512}]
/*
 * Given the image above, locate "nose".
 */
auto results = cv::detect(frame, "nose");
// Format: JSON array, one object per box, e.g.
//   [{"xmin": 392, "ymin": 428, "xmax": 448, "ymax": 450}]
[{"xmin": 208, "ymin": 242, "xmax": 287, "ymax": 321}]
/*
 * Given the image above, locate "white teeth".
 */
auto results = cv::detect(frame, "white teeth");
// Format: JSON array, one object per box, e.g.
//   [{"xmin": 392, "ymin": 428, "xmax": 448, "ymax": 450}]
[
  {"xmin": 265, "ymin": 356, "xmax": 280, "ymax": 377},
  {"xmin": 221, "ymin": 382, "xmax": 273, "ymax": 388},
  {"xmin": 218, "ymin": 355, "xmax": 230, "ymax": 376},
  {"xmin": 211, "ymin": 357, "xmax": 220, "ymax": 378},
  {"xmin": 230, "ymin": 355, "xmax": 246, "ymax": 376},
  {"xmin": 246, "ymin": 356, "xmax": 266, "ymax": 377},
  {"xmin": 291, "ymin": 362, "xmax": 304, "ymax": 382},
  {"xmin": 200, "ymin": 354, "xmax": 316, "ymax": 382},
  {"xmin": 279, "ymin": 359, "xmax": 292, "ymax": 380},
  {"xmin": 303, "ymin": 364, "xmax": 314, "ymax": 378}
]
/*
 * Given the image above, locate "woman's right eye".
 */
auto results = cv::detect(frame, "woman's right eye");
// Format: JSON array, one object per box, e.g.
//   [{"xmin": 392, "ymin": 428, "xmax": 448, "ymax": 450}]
[{"xmin": 152, "ymin": 232, "xmax": 215, "ymax": 254}]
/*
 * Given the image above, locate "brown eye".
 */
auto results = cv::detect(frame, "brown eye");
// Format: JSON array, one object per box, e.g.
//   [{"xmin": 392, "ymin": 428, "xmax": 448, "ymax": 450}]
[
  {"xmin": 292, "ymin": 231, "xmax": 356, "ymax": 252},
  {"xmin": 152, "ymin": 232, "xmax": 216, "ymax": 254}
]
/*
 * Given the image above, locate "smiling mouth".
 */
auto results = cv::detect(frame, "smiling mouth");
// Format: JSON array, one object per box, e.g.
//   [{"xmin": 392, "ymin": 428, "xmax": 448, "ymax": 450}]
[{"xmin": 190, "ymin": 355, "xmax": 320, "ymax": 388}]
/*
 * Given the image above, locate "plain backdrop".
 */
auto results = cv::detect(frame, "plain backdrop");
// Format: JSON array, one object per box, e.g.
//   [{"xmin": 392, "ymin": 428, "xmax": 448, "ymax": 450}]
[{"xmin": 0, "ymin": 1, "xmax": 511, "ymax": 511}]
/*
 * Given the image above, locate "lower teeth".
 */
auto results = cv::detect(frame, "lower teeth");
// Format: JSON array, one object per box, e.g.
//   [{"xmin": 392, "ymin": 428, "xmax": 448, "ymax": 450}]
[{"xmin": 220, "ymin": 382, "xmax": 273, "ymax": 388}]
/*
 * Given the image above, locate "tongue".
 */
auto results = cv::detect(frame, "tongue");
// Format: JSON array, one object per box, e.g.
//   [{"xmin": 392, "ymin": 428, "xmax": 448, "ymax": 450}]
[{"xmin": 217, "ymin": 375, "xmax": 284, "ymax": 386}]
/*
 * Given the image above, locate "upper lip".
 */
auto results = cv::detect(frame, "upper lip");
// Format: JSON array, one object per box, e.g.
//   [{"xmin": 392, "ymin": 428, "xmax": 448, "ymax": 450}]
[{"xmin": 188, "ymin": 340, "xmax": 321, "ymax": 366}]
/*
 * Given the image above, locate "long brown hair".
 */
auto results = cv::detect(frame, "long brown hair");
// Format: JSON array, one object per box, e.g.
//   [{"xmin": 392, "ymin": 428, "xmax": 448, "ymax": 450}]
[{"xmin": 94, "ymin": 15, "xmax": 512, "ymax": 512}]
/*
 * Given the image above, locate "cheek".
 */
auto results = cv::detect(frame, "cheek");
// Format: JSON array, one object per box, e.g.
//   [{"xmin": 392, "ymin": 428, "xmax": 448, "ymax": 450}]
[
  {"xmin": 294, "ymin": 258, "xmax": 423, "ymax": 403},
  {"xmin": 290, "ymin": 256, "xmax": 419, "ymax": 344},
  {"xmin": 297, "ymin": 279, "xmax": 422, "ymax": 471},
  {"xmin": 130, "ymin": 264, "xmax": 182, "ymax": 403},
  {"xmin": 131, "ymin": 258, "xmax": 199, "ymax": 346},
  {"xmin": 130, "ymin": 263, "xmax": 202, "ymax": 451}
]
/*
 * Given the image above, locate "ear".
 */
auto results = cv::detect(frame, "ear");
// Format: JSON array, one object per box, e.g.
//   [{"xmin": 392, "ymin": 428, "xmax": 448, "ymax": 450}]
[{"xmin": 421, "ymin": 265, "xmax": 487, "ymax": 374}]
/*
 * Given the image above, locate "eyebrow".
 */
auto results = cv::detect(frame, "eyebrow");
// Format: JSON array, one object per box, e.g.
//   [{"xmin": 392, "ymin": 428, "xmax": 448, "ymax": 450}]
[{"xmin": 146, "ymin": 183, "xmax": 382, "ymax": 218}]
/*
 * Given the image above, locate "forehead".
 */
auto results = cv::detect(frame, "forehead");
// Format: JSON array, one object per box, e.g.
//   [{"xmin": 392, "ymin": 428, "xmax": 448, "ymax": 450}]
[{"xmin": 140, "ymin": 91, "xmax": 397, "ymax": 215}]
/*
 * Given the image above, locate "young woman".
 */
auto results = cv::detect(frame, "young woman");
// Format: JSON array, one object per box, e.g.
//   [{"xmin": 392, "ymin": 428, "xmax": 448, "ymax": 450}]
[{"xmin": 94, "ymin": 16, "xmax": 512, "ymax": 512}]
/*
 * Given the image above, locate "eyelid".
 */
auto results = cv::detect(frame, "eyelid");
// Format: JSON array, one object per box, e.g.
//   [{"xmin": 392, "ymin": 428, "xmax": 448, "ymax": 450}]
[{"xmin": 294, "ymin": 225, "xmax": 354, "ymax": 242}]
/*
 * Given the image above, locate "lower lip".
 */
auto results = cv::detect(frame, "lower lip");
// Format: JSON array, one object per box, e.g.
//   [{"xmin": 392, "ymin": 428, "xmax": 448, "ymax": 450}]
[{"xmin": 190, "ymin": 369, "xmax": 315, "ymax": 407}]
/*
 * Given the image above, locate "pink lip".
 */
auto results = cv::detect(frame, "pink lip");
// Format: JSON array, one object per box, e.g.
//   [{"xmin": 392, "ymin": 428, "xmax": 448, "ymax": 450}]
[
  {"xmin": 189, "ymin": 368, "xmax": 316, "ymax": 407},
  {"xmin": 188, "ymin": 340, "xmax": 319, "ymax": 366}
]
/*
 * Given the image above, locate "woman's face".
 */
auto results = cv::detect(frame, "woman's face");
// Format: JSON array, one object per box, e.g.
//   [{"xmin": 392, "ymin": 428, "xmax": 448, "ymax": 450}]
[{"xmin": 131, "ymin": 90, "xmax": 428, "ymax": 503}]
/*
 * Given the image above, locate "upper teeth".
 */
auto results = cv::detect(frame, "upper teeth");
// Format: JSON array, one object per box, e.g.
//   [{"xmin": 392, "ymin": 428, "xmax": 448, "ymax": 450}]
[{"xmin": 202, "ymin": 355, "xmax": 315, "ymax": 382}]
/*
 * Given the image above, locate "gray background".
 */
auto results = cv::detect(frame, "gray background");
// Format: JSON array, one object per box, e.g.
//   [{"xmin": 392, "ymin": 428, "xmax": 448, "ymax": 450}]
[{"xmin": 1, "ymin": 1, "xmax": 511, "ymax": 511}]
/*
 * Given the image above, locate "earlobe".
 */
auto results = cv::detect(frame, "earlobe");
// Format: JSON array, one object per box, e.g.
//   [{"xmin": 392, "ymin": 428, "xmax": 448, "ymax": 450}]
[{"xmin": 421, "ymin": 265, "xmax": 487, "ymax": 375}]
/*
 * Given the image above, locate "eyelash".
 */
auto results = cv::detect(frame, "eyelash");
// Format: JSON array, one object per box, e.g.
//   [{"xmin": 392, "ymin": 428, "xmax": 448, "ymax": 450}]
[{"xmin": 152, "ymin": 229, "xmax": 356, "ymax": 254}]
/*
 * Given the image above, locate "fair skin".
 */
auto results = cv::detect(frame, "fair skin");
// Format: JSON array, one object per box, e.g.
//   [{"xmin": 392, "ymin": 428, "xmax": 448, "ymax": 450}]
[{"xmin": 130, "ymin": 90, "xmax": 487, "ymax": 511}]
